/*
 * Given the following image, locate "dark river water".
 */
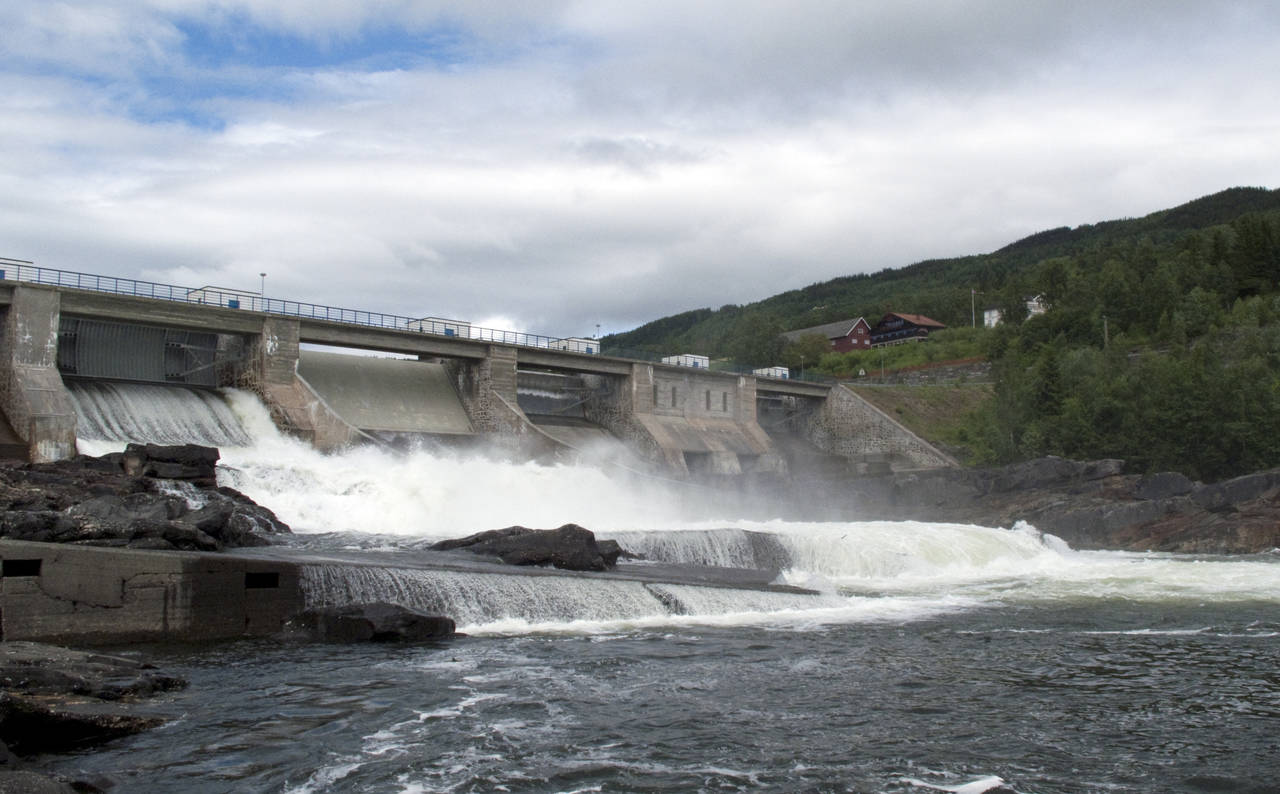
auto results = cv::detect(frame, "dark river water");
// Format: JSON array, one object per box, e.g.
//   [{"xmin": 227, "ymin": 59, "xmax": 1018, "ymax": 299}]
[
  {"xmin": 46, "ymin": 599, "xmax": 1279, "ymax": 794},
  {"xmin": 62, "ymin": 387, "xmax": 1280, "ymax": 793}
]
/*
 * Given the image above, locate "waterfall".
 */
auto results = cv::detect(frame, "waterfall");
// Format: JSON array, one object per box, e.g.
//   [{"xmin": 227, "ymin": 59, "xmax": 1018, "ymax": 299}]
[
  {"xmin": 603, "ymin": 528, "xmax": 792, "ymax": 570},
  {"xmin": 300, "ymin": 565, "xmax": 670, "ymax": 626},
  {"xmin": 298, "ymin": 564, "xmax": 838, "ymax": 629},
  {"xmin": 68, "ymin": 381, "xmax": 252, "ymax": 447}
]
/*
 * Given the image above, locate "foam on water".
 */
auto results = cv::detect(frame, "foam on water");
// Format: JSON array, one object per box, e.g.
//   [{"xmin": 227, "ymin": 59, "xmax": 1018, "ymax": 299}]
[{"xmin": 72, "ymin": 384, "xmax": 1280, "ymax": 632}]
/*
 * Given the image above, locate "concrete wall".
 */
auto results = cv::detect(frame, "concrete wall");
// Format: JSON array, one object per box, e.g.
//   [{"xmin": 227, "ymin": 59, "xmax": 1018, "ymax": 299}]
[
  {"xmin": 582, "ymin": 364, "xmax": 672, "ymax": 470},
  {"xmin": 0, "ymin": 286, "xmax": 77, "ymax": 462},
  {"xmin": 583, "ymin": 363, "xmax": 784, "ymax": 477},
  {"xmin": 236, "ymin": 317, "xmax": 357, "ymax": 450},
  {"xmin": 0, "ymin": 540, "xmax": 303, "ymax": 644},
  {"xmin": 803, "ymin": 384, "xmax": 957, "ymax": 471},
  {"xmin": 445, "ymin": 346, "xmax": 563, "ymax": 458}
]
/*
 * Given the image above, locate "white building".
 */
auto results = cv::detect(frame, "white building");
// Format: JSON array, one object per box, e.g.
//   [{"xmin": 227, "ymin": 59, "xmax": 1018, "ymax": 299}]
[
  {"xmin": 554, "ymin": 337, "xmax": 599, "ymax": 355},
  {"xmin": 407, "ymin": 317, "xmax": 472, "ymax": 337},
  {"xmin": 984, "ymin": 295, "xmax": 1048, "ymax": 327},
  {"xmin": 752, "ymin": 366, "xmax": 790, "ymax": 379},
  {"xmin": 185, "ymin": 286, "xmax": 261, "ymax": 310},
  {"xmin": 661, "ymin": 353, "xmax": 710, "ymax": 369}
]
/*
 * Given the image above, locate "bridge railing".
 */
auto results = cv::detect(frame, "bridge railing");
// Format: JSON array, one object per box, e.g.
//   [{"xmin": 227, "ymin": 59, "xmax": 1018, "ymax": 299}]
[{"xmin": 0, "ymin": 259, "xmax": 835, "ymax": 384}]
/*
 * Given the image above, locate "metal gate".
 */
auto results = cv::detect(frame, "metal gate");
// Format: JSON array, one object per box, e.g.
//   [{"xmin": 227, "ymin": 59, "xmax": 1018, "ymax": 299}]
[{"xmin": 57, "ymin": 317, "xmax": 226, "ymax": 387}]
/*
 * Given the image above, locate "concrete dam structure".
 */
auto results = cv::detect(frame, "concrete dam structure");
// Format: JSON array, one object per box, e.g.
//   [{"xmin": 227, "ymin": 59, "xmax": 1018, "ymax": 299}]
[{"xmin": 0, "ymin": 272, "xmax": 956, "ymax": 476}]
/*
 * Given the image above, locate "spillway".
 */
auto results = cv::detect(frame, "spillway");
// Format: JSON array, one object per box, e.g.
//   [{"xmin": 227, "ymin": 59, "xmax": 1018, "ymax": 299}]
[
  {"xmin": 297, "ymin": 350, "xmax": 473, "ymax": 437},
  {"xmin": 67, "ymin": 380, "xmax": 252, "ymax": 447}
]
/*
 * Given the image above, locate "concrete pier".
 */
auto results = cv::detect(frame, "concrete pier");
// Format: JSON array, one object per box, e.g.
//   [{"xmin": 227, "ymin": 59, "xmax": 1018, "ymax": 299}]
[{"xmin": 0, "ymin": 287, "xmax": 78, "ymax": 462}]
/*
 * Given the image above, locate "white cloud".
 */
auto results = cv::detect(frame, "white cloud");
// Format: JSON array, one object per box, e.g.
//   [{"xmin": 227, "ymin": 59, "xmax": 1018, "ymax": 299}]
[{"xmin": 2, "ymin": 1, "xmax": 1280, "ymax": 337}]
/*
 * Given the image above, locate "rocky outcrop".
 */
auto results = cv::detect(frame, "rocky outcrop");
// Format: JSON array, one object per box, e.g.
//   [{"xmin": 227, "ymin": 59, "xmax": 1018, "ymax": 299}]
[
  {"xmin": 431, "ymin": 524, "xmax": 624, "ymax": 571},
  {"xmin": 0, "ymin": 641, "xmax": 185, "ymax": 756},
  {"xmin": 285, "ymin": 603, "xmax": 456, "ymax": 643},
  {"xmin": 850, "ymin": 457, "xmax": 1280, "ymax": 553},
  {"xmin": 0, "ymin": 444, "xmax": 290, "ymax": 551}
]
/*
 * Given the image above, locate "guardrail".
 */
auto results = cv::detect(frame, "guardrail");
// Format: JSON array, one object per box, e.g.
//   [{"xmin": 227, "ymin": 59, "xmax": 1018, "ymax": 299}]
[{"xmin": 0, "ymin": 259, "xmax": 835, "ymax": 385}]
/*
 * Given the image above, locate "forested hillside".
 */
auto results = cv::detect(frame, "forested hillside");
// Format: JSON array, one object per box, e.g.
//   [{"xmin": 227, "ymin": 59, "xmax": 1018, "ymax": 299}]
[
  {"xmin": 604, "ymin": 187, "xmax": 1280, "ymax": 480},
  {"xmin": 604, "ymin": 187, "xmax": 1280, "ymax": 361}
]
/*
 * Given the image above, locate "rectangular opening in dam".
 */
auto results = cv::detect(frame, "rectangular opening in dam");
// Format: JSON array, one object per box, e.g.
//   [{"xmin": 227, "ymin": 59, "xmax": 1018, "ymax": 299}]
[
  {"xmin": 1, "ymin": 559, "xmax": 42, "ymax": 578},
  {"xmin": 244, "ymin": 572, "xmax": 281, "ymax": 589}
]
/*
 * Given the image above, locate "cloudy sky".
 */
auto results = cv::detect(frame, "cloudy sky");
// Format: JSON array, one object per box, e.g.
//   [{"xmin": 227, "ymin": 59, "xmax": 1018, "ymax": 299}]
[{"xmin": 3, "ymin": 1, "xmax": 1278, "ymax": 338}]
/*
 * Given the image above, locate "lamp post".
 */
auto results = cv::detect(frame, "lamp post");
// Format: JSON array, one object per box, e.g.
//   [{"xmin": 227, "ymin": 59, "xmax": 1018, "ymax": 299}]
[
  {"xmin": 596, "ymin": 323, "xmax": 601, "ymax": 339},
  {"xmin": 259, "ymin": 272, "xmax": 266, "ymax": 310}
]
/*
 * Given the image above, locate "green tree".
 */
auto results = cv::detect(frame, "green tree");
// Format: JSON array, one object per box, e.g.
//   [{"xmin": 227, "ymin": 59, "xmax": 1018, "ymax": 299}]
[{"xmin": 780, "ymin": 333, "xmax": 831, "ymax": 376}]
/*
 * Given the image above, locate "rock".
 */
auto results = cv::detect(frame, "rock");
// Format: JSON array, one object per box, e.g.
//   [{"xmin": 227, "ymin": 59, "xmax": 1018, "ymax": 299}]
[
  {"xmin": 0, "ymin": 451, "xmax": 291, "ymax": 551},
  {"xmin": 432, "ymin": 523, "xmax": 622, "ymax": 571},
  {"xmin": 848, "ymin": 456, "xmax": 1280, "ymax": 553},
  {"xmin": 122, "ymin": 443, "xmax": 219, "ymax": 486},
  {"xmin": 1134, "ymin": 471, "xmax": 1194, "ymax": 501},
  {"xmin": 0, "ymin": 693, "xmax": 164, "ymax": 754},
  {"xmin": 0, "ymin": 642, "xmax": 186, "ymax": 702},
  {"xmin": 0, "ymin": 642, "xmax": 184, "ymax": 757},
  {"xmin": 1191, "ymin": 471, "xmax": 1280, "ymax": 511},
  {"xmin": 978, "ymin": 456, "xmax": 1124, "ymax": 494},
  {"xmin": 0, "ymin": 770, "xmax": 76, "ymax": 793},
  {"xmin": 286, "ymin": 603, "xmax": 456, "ymax": 643}
]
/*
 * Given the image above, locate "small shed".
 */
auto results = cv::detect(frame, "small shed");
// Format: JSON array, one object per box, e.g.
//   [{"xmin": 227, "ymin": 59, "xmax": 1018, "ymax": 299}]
[
  {"xmin": 554, "ymin": 337, "xmax": 599, "ymax": 355},
  {"xmin": 185, "ymin": 286, "xmax": 261, "ymax": 310},
  {"xmin": 752, "ymin": 366, "xmax": 790, "ymax": 379},
  {"xmin": 407, "ymin": 317, "xmax": 472, "ymax": 338},
  {"xmin": 661, "ymin": 353, "xmax": 710, "ymax": 369}
]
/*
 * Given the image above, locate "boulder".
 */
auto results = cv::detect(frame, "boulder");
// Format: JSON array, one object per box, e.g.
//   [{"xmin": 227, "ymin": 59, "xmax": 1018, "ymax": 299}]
[
  {"xmin": 0, "ymin": 451, "xmax": 291, "ymax": 551},
  {"xmin": 431, "ymin": 523, "xmax": 622, "ymax": 571},
  {"xmin": 0, "ymin": 770, "xmax": 76, "ymax": 793},
  {"xmin": 122, "ymin": 443, "xmax": 220, "ymax": 486},
  {"xmin": 1133, "ymin": 471, "xmax": 1194, "ymax": 501},
  {"xmin": 0, "ymin": 693, "xmax": 164, "ymax": 755},
  {"xmin": 0, "ymin": 642, "xmax": 185, "ymax": 757},
  {"xmin": 286, "ymin": 603, "xmax": 455, "ymax": 643}
]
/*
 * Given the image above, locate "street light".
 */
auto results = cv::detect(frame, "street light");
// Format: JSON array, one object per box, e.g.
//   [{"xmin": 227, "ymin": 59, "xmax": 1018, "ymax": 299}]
[{"xmin": 260, "ymin": 272, "xmax": 267, "ymax": 311}]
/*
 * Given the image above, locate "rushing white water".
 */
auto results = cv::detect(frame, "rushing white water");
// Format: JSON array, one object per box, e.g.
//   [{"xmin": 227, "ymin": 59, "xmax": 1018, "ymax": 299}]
[
  {"xmin": 72, "ymin": 383, "xmax": 1280, "ymax": 634},
  {"xmin": 69, "ymin": 381, "xmax": 252, "ymax": 446}
]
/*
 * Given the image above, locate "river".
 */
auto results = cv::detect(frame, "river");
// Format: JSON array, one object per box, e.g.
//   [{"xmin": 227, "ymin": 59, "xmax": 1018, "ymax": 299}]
[{"xmin": 55, "ymin": 385, "xmax": 1280, "ymax": 793}]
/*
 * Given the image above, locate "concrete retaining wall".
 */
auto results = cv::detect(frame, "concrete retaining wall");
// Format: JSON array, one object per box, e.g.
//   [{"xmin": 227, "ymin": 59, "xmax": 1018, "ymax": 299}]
[
  {"xmin": 804, "ymin": 384, "xmax": 957, "ymax": 471},
  {"xmin": 0, "ymin": 540, "xmax": 303, "ymax": 644}
]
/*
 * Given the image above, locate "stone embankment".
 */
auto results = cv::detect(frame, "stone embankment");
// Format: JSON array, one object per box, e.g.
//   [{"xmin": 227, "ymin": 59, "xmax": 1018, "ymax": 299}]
[{"xmin": 854, "ymin": 456, "xmax": 1280, "ymax": 553}]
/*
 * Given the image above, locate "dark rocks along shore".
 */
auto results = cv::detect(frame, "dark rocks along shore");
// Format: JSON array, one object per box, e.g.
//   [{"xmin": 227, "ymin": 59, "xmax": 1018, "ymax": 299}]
[
  {"xmin": 0, "ymin": 443, "xmax": 290, "ymax": 551},
  {"xmin": 853, "ymin": 456, "xmax": 1280, "ymax": 554}
]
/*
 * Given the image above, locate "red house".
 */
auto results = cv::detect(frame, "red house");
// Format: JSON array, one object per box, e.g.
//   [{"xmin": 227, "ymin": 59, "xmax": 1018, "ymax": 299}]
[
  {"xmin": 869, "ymin": 312, "xmax": 946, "ymax": 347},
  {"xmin": 781, "ymin": 317, "xmax": 873, "ymax": 352}
]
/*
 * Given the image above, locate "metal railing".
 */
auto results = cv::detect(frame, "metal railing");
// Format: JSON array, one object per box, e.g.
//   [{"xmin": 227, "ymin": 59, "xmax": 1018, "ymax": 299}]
[{"xmin": 0, "ymin": 259, "xmax": 835, "ymax": 384}]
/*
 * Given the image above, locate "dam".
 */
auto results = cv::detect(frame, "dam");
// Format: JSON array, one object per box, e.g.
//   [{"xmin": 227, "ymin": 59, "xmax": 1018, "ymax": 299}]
[
  {"xmin": 0, "ymin": 262, "xmax": 954, "ymax": 477},
  {"xmin": 0, "ymin": 262, "xmax": 952, "ymax": 645}
]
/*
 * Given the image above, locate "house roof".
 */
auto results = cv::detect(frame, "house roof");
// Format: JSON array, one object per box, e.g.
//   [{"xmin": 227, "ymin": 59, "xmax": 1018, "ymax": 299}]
[
  {"xmin": 878, "ymin": 312, "xmax": 946, "ymax": 329},
  {"xmin": 781, "ymin": 317, "xmax": 867, "ymax": 342}
]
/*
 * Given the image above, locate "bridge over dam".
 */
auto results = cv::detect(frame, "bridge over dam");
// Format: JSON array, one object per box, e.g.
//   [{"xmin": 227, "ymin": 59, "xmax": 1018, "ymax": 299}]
[{"xmin": 0, "ymin": 268, "xmax": 955, "ymax": 477}]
